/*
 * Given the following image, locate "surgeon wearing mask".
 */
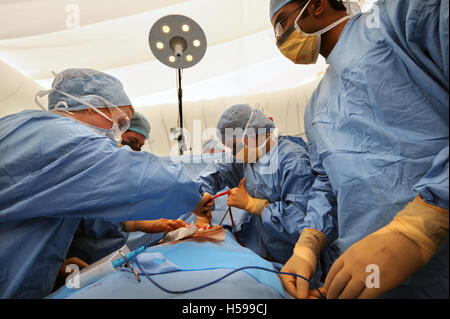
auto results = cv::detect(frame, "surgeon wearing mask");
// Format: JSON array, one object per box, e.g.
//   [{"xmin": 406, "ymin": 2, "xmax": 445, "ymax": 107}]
[
  {"xmin": 197, "ymin": 104, "xmax": 339, "ymax": 282},
  {"xmin": 0, "ymin": 68, "xmax": 212, "ymax": 298},
  {"xmin": 65, "ymin": 111, "xmax": 189, "ymax": 267},
  {"xmin": 270, "ymin": 0, "xmax": 448, "ymax": 298},
  {"xmin": 202, "ymin": 138, "xmax": 225, "ymax": 154},
  {"xmin": 120, "ymin": 112, "xmax": 151, "ymax": 152}
]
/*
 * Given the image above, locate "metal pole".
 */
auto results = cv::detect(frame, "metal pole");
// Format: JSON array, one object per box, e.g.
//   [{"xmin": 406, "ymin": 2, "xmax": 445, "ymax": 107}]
[{"xmin": 177, "ymin": 68, "xmax": 184, "ymax": 155}]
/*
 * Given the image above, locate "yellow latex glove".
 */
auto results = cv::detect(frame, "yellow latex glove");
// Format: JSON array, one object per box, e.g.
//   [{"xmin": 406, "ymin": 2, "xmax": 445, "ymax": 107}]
[
  {"xmin": 227, "ymin": 178, "xmax": 269, "ymax": 216},
  {"xmin": 279, "ymin": 228, "xmax": 328, "ymax": 299},
  {"xmin": 197, "ymin": 211, "xmax": 212, "ymax": 227},
  {"xmin": 192, "ymin": 193, "xmax": 214, "ymax": 217},
  {"xmin": 324, "ymin": 195, "xmax": 449, "ymax": 299}
]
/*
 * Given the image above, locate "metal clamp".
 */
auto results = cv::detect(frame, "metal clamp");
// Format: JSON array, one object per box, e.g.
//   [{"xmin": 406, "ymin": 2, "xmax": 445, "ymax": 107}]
[{"xmin": 119, "ymin": 250, "xmax": 141, "ymax": 283}]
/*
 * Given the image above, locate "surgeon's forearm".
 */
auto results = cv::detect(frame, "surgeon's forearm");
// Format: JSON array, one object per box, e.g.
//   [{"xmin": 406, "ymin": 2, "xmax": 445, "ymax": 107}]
[
  {"xmin": 122, "ymin": 221, "xmax": 137, "ymax": 232},
  {"xmin": 197, "ymin": 172, "xmax": 226, "ymax": 197},
  {"xmin": 305, "ymin": 171, "xmax": 339, "ymax": 243},
  {"xmin": 296, "ymin": 228, "xmax": 328, "ymax": 258},
  {"xmin": 245, "ymin": 197, "xmax": 269, "ymax": 216},
  {"xmin": 413, "ymin": 146, "xmax": 449, "ymax": 211},
  {"xmin": 123, "ymin": 220, "xmax": 160, "ymax": 233},
  {"xmin": 290, "ymin": 228, "xmax": 328, "ymax": 276},
  {"xmin": 391, "ymin": 195, "xmax": 449, "ymax": 262}
]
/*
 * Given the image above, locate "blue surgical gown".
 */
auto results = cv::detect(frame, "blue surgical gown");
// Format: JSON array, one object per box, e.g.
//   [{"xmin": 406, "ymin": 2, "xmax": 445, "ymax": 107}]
[
  {"xmin": 304, "ymin": 0, "xmax": 449, "ymax": 298},
  {"xmin": 283, "ymin": 135, "xmax": 309, "ymax": 150},
  {"xmin": 196, "ymin": 137, "xmax": 339, "ymax": 278},
  {"xmin": 66, "ymin": 219, "xmax": 129, "ymax": 264},
  {"xmin": 0, "ymin": 110, "xmax": 201, "ymax": 298}
]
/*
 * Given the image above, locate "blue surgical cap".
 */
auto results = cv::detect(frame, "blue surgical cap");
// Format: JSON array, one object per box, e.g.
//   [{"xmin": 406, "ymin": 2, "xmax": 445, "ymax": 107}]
[
  {"xmin": 217, "ymin": 104, "xmax": 275, "ymax": 140},
  {"xmin": 127, "ymin": 112, "xmax": 151, "ymax": 139},
  {"xmin": 48, "ymin": 68, "xmax": 132, "ymax": 111},
  {"xmin": 270, "ymin": 0, "xmax": 296, "ymax": 19}
]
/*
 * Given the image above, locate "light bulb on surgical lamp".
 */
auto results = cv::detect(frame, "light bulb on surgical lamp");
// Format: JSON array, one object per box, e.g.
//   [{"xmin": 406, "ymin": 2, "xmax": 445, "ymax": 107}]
[
  {"xmin": 182, "ymin": 24, "xmax": 190, "ymax": 32},
  {"xmin": 149, "ymin": 15, "xmax": 207, "ymax": 155},
  {"xmin": 162, "ymin": 25, "xmax": 170, "ymax": 34}
]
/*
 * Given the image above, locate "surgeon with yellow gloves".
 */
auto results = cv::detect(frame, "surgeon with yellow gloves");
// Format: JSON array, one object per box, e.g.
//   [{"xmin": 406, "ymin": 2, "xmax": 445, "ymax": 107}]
[
  {"xmin": 197, "ymin": 104, "xmax": 339, "ymax": 282},
  {"xmin": 324, "ymin": 195, "xmax": 449, "ymax": 299},
  {"xmin": 269, "ymin": 0, "xmax": 449, "ymax": 298}
]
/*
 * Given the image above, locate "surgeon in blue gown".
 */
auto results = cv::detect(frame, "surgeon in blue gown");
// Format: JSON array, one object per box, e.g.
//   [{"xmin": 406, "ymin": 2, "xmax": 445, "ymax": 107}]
[
  {"xmin": 196, "ymin": 104, "xmax": 339, "ymax": 282},
  {"xmin": 270, "ymin": 0, "xmax": 448, "ymax": 298},
  {"xmin": 0, "ymin": 69, "xmax": 212, "ymax": 298},
  {"xmin": 65, "ymin": 112, "xmax": 188, "ymax": 266}
]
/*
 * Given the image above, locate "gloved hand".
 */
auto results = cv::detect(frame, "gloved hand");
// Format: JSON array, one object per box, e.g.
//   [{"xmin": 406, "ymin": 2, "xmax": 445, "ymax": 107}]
[
  {"xmin": 324, "ymin": 195, "xmax": 449, "ymax": 299},
  {"xmin": 197, "ymin": 211, "xmax": 212, "ymax": 227},
  {"xmin": 123, "ymin": 219, "xmax": 189, "ymax": 233},
  {"xmin": 192, "ymin": 193, "xmax": 214, "ymax": 217},
  {"xmin": 279, "ymin": 228, "xmax": 328, "ymax": 299},
  {"xmin": 227, "ymin": 178, "xmax": 269, "ymax": 216}
]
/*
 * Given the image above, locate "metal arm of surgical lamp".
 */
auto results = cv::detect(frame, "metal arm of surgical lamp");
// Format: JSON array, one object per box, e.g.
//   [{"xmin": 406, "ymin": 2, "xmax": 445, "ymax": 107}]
[{"xmin": 149, "ymin": 15, "xmax": 207, "ymax": 155}]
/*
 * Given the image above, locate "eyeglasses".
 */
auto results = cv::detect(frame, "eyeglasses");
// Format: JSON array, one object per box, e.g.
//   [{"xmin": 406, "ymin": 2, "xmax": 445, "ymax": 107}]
[
  {"xmin": 112, "ymin": 110, "xmax": 131, "ymax": 133},
  {"xmin": 86, "ymin": 96, "xmax": 130, "ymax": 133},
  {"xmin": 274, "ymin": 1, "xmax": 307, "ymax": 38}
]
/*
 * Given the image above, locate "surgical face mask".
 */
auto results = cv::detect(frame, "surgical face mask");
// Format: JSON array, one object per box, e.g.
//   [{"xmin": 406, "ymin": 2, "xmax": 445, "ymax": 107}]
[
  {"xmin": 275, "ymin": 0, "xmax": 351, "ymax": 64},
  {"xmin": 277, "ymin": 23, "xmax": 321, "ymax": 64},
  {"xmin": 234, "ymin": 143, "xmax": 254, "ymax": 163},
  {"xmin": 85, "ymin": 123, "xmax": 123, "ymax": 144},
  {"xmin": 35, "ymin": 72, "xmax": 130, "ymax": 144},
  {"xmin": 232, "ymin": 109, "xmax": 276, "ymax": 163},
  {"xmin": 234, "ymin": 135, "xmax": 274, "ymax": 163}
]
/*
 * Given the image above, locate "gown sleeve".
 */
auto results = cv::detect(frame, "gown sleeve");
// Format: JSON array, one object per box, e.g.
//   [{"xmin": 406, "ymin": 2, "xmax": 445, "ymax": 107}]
[
  {"xmin": 261, "ymin": 143, "xmax": 337, "ymax": 243},
  {"xmin": 414, "ymin": 146, "xmax": 449, "ymax": 210},
  {"xmin": 0, "ymin": 117, "xmax": 202, "ymax": 223},
  {"xmin": 196, "ymin": 155, "xmax": 244, "ymax": 196}
]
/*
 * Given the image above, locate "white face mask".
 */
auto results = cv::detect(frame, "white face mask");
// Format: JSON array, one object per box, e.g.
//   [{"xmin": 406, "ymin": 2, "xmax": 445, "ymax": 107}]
[
  {"xmin": 84, "ymin": 122, "xmax": 123, "ymax": 144},
  {"xmin": 35, "ymin": 72, "xmax": 130, "ymax": 144},
  {"xmin": 234, "ymin": 135, "xmax": 275, "ymax": 163},
  {"xmin": 233, "ymin": 108, "xmax": 277, "ymax": 163}
]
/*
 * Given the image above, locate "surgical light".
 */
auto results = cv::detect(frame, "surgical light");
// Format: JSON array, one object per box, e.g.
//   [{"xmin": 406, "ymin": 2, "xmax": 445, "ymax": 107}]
[
  {"xmin": 149, "ymin": 15, "xmax": 207, "ymax": 69},
  {"xmin": 149, "ymin": 15, "xmax": 207, "ymax": 155}
]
